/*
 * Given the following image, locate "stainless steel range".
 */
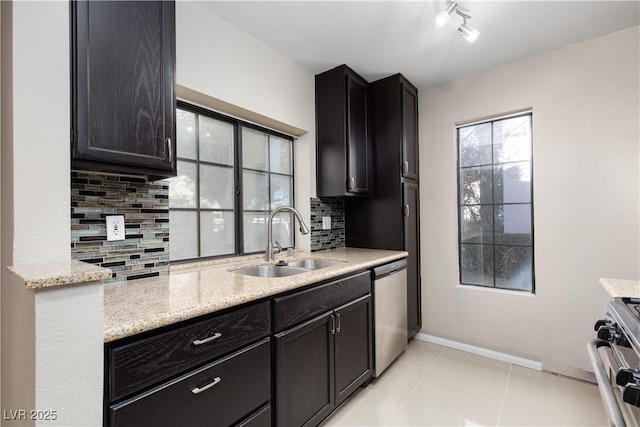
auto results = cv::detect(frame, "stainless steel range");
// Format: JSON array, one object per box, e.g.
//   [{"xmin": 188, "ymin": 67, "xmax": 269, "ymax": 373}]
[{"xmin": 589, "ymin": 297, "xmax": 640, "ymax": 427}]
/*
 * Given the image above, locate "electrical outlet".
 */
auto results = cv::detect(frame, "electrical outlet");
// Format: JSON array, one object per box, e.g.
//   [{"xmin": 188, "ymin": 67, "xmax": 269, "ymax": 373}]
[
  {"xmin": 106, "ymin": 215, "xmax": 125, "ymax": 241},
  {"xmin": 322, "ymin": 216, "xmax": 331, "ymax": 230}
]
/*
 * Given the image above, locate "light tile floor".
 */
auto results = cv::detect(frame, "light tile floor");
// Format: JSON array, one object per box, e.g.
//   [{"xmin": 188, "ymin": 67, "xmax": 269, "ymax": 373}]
[{"xmin": 322, "ymin": 340, "xmax": 607, "ymax": 426}]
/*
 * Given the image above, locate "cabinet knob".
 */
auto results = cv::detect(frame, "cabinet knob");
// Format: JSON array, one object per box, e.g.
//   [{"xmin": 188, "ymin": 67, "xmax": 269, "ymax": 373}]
[
  {"xmin": 403, "ymin": 161, "xmax": 409, "ymax": 174},
  {"xmin": 336, "ymin": 313, "xmax": 342, "ymax": 333},
  {"xmin": 404, "ymin": 205, "xmax": 410, "ymax": 217},
  {"xmin": 348, "ymin": 177, "xmax": 355, "ymax": 191}
]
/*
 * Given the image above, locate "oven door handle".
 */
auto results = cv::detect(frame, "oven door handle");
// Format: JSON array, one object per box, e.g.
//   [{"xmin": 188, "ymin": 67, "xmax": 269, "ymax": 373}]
[{"xmin": 587, "ymin": 338, "xmax": 627, "ymax": 427}]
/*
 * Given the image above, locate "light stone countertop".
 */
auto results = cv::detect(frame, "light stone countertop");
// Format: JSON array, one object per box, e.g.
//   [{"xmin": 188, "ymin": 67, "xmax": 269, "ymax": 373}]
[
  {"xmin": 599, "ymin": 277, "xmax": 640, "ymax": 298},
  {"xmin": 8, "ymin": 260, "xmax": 112, "ymax": 290},
  {"xmin": 104, "ymin": 247, "xmax": 408, "ymax": 342}
]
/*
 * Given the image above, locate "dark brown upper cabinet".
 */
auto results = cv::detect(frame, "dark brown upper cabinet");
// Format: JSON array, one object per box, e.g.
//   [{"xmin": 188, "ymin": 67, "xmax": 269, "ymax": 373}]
[
  {"xmin": 316, "ymin": 65, "xmax": 371, "ymax": 197},
  {"xmin": 401, "ymin": 78, "xmax": 419, "ymax": 180},
  {"xmin": 368, "ymin": 73, "xmax": 419, "ymax": 182},
  {"xmin": 71, "ymin": 1, "xmax": 176, "ymax": 180}
]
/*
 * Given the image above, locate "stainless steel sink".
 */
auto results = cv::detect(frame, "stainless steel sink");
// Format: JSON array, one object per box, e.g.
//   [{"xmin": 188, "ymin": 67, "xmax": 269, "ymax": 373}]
[
  {"xmin": 286, "ymin": 259, "xmax": 345, "ymax": 270},
  {"xmin": 235, "ymin": 265, "xmax": 309, "ymax": 278}
]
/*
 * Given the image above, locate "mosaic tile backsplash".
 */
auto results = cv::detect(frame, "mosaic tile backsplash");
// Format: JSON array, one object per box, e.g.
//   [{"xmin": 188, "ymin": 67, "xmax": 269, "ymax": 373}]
[
  {"xmin": 310, "ymin": 197, "xmax": 345, "ymax": 251},
  {"xmin": 71, "ymin": 172, "xmax": 169, "ymax": 283}
]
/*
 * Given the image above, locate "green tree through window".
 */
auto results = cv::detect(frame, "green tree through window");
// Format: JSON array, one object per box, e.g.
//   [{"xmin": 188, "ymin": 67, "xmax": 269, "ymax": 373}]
[{"xmin": 458, "ymin": 112, "xmax": 534, "ymax": 292}]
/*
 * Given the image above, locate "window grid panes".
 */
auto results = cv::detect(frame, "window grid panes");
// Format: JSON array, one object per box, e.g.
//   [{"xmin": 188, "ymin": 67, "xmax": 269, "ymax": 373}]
[
  {"xmin": 242, "ymin": 128, "xmax": 294, "ymax": 254},
  {"xmin": 169, "ymin": 103, "xmax": 294, "ymax": 262},
  {"xmin": 457, "ymin": 112, "xmax": 534, "ymax": 292}
]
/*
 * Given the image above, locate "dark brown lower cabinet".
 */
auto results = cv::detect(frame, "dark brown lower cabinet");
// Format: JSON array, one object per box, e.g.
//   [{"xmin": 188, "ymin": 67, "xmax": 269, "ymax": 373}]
[
  {"xmin": 275, "ymin": 294, "xmax": 373, "ymax": 427},
  {"xmin": 276, "ymin": 312, "xmax": 335, "ymax": 427},
  {"xmin": 334, "ymin": 296, "xmax": 374, "ymax": 406},
  {"xmin": 110, "ymin": 338, "xmax": 271, "ymax": 427},
  {"xmin": 236, "ymin": 404, "xmax": 272, "ymax": 427},
  {"xmin": 403, "ymin": 180, "xmax": 421, "ymax": 338},
  {"xmin": 106, "ymin": 271, "xmax": 376, "ymax": 427}
]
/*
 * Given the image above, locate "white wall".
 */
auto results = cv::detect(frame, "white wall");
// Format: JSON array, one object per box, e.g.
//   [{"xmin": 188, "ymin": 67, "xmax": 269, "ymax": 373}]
[
  {"xmin": 9, "ymin": 1, "xmax": 70, "ymax": 265},
  {"xmin": 1, "ymin": 2, "xmax": 104, "ymax": 426},
  {"xmin": 419, "ymin": 27, "xmax": 640, "ymax": 378},
  {"xmin": 176, "ymin": 2, "xmax": 317, "ymax": 251}
]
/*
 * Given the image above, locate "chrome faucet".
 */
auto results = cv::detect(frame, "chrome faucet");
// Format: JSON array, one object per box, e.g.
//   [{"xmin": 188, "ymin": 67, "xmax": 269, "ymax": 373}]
[{"xmin": 265, "ymin": 206, "xmax": 310, "ymax": 261}]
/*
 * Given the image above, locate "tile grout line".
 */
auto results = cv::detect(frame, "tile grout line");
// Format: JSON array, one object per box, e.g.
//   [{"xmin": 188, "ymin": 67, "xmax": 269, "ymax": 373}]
[
  {"xmin": 498, "ymin": 369, "xmax": 605, "ymax": 426},
  {"xmin": 496, "ymin": 363, "xmax": 513, "ymax": 426},
  {"xmin": 506, "ymin": 394, "xmax": 606, "ymax": 426},
  {"xmin": 390, "ymin": 345, "xmax": 447, "ymax": 424}
]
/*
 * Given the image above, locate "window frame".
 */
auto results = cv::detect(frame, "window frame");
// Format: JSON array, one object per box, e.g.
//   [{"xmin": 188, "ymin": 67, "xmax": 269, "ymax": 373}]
[
  {"xmin": 170, "ymin": 100, "xmax": 295, "ymax": 263},
  {"xmin": 456, "ymin": 110, "xmax": 535, "ymax": 293}
]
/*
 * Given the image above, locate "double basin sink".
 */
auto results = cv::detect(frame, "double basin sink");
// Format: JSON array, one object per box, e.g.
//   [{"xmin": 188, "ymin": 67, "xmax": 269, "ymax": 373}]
[{"xmin": 235, "ymin": 259, "xmax": 345, "ymax": 278}]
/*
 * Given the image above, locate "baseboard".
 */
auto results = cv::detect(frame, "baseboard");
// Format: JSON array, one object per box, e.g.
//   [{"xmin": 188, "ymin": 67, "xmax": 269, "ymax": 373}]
[{"xmin": 414, "ymin": 332, "xmax": 543, "ymax": 371}]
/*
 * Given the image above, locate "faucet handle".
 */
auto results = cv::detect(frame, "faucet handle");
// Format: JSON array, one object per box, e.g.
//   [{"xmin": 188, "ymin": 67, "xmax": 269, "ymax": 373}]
[{"xmin": 273, "ymin": 240, "xmax": 282, "ymax": 255}]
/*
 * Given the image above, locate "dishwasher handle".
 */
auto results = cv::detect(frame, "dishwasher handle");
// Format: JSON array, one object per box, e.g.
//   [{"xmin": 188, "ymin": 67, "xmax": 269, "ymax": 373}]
[{"xmin": 373, "ymin": 259, "xmax": 408, "ymax": 279}]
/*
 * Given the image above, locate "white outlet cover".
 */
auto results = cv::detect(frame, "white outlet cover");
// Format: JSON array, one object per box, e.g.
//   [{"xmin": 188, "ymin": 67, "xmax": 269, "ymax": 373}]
[
  {"xmin": 106, "ymin": 215, "xmax": 126, "ymax": 241},
  {"xmin": 322, "ymin": 216, "xmax": 331, "ymax": 230}
]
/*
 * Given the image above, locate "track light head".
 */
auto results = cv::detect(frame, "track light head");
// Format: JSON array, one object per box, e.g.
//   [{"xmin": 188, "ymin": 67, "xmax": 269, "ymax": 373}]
[
  {"xmin": 458, "ymin": 19, "xmax": 480, "ymax": 43},
  {"xmin": 436, "ymin": 1, "xmax": 480, "ymax": 43},
  {"xmin": 436, "ymin": 1, "xmax": 457, "ymax": 27}
]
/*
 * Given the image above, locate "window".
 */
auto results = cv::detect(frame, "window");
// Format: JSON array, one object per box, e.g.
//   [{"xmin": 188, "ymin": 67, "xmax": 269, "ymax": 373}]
[
  {"xmin": 169, "ymin": 102, "xmax": 294, "ymax": 262},
  {"xmin": 457, "ymin": 112, "xmax": 534, "ymax": 292}
]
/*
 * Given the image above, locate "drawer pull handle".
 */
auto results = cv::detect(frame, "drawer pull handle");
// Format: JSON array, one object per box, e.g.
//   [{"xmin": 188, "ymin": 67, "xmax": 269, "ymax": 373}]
[
  {"xmin": 191, "ymin": 377, "xmax": 221, "ymax": 395},
  {"xmin": 193, "ymin": 332, "xmax": 222, "ymax": 346}
]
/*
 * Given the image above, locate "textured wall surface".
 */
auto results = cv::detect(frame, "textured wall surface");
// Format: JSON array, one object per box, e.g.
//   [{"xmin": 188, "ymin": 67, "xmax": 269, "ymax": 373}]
[{"xmin": 71, "ymin": 172, "xmax": 170, "ymax": 282}]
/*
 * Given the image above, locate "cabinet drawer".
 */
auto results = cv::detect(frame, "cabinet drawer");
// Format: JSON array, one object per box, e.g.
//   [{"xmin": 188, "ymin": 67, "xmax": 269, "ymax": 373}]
[
  {"xmin": 273, "ymin": 271, "xmax": 370, "ymax": 332},
  {"xmin": 236, "ymin": 404, "xmax": 271, "ymax": 427},
  {"xmin": 110, "ymin": 338, "xmax": 271, "ymax": 427},
  {"xmin": 108, "ymin": 301, "xmax": 270, "ymax": 401}
]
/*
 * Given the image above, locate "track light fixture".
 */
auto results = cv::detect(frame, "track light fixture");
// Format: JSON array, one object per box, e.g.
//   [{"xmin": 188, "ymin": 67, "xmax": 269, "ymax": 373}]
[
  {"xmin": 435, "ymin": 1, "xmax": 457, "ymax": 27},
  {"xmin": 435, "ymin": 0, "xmax": 480, "ymax": 43},
  {"xmin": 458, "ymin": 18, "xmax": 480, "ymax": 43}
]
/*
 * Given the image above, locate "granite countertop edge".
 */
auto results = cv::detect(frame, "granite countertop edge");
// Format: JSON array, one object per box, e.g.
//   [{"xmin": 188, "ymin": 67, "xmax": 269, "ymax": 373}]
[
  {"xmin": 599, "ymin": 277, "xmax": 640, "ymax": 298},
  {"xmin": 8, "ymin": 260, "xmax": 112, "ymax": 290},
  {"xmin": 104, "ymin": 248, "xmax": 408, "ymax": 342}
]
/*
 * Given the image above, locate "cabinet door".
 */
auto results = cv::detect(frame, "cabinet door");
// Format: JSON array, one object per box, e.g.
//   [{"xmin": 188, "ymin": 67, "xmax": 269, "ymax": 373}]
[
  {"xmin": 401, "ymin": 82, "xmax": 419, "ymax": 181},
  {"xmin": 72, "ymin": 1, "xmax": 176, "ymax": 178},
  {"xmin": 346, "ymin": 74, "xmax": 370, "ymax": 195},
  {"xmin": 403, "ymin": 181, "xmax": 422, "ymax": 337},
  {"xmin": 334, "ymin": 295, "xmax": 373, "ymax": 406},
  {"xmin": 276, "ymin": 312, "xmax": 335, "ymax": 427},
  {"xmin": 316, "ymin": 65, "xmax": 371, "ymax": 197}
]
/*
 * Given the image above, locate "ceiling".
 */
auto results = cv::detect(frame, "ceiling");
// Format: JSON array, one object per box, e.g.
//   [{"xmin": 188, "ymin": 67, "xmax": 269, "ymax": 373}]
[{"xmin": 198, "ymin": 1, "xmax": 639, "ymax": 89}]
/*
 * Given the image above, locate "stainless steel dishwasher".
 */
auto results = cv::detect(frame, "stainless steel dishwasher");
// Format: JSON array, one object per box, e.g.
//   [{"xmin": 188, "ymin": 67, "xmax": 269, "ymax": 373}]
[{"xmin": 373, "ymin": 258, "xmax": 408, "ymax": 377}]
